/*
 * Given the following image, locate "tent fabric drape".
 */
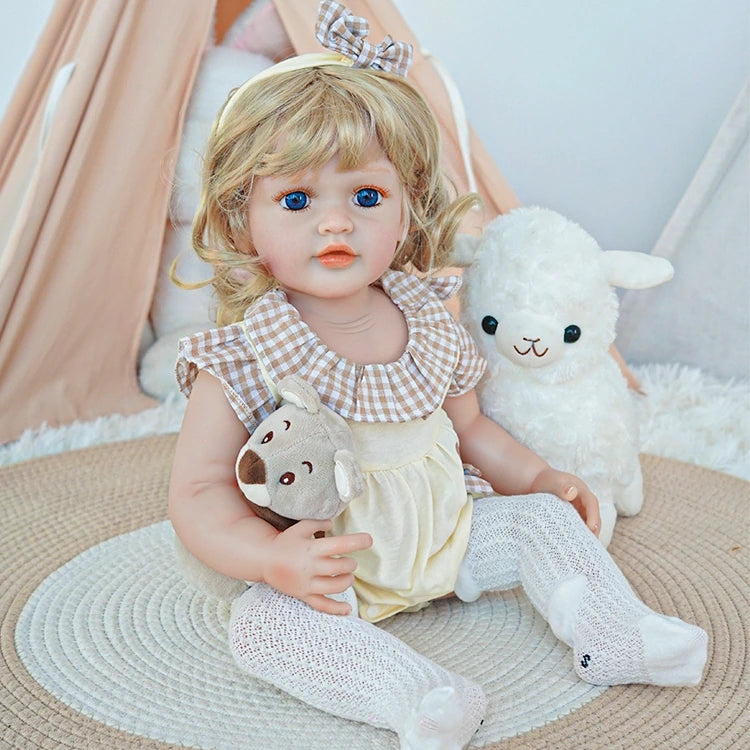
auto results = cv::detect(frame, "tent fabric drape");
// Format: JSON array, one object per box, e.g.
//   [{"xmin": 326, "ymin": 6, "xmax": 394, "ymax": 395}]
[
  {"xmin": 617, "ymin": 79, "xmax": 750, "ymax": 380},
  {"xmin": 273, "ymin": 0, "xmax": 521, "ymax": 229},
  {"xmin": 0, "ymin": 0, "xmax": 215, "ymax": 443},
  {"xmin": 0, "ymin": 0, "xmax": 517, "ymax": 444}
]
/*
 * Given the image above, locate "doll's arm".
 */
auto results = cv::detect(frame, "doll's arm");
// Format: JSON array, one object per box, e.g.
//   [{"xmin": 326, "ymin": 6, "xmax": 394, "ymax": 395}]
[
  {"xmin": 443, "ymin": 389, "xmax": 601, "ymax": 534},
  {"xmin": 168, "ymin": 370, "xmax": 372, "ymax": 615}
]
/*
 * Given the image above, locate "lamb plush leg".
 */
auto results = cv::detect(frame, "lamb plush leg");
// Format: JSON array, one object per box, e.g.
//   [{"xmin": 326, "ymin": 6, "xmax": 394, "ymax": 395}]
[
  {"xmin": 581, "ymin": 480, "xmax": 616, "ymax": 548},
  {"xmin": 597, "ymin": 501, "xmax": 618, "ymax": 549},
  {"xmin": 229, "ymin": 584, "xmax": 486, "ymax": 749},
  {"xmin": 614, "ymin": 461, "xmax": 644, "ymax": 517},
  {"xmin": 455, "ymin": 494, "xmax": 707, "ymax": 687}
]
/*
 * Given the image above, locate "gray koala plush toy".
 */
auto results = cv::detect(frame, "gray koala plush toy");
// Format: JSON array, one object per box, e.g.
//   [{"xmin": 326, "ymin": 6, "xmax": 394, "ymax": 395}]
[
  {"xmin": 174, "ymin": 375, "xmax": 364, "ymax": 600},
  {"xmin": 236, "ymin": 375, "xmax": 364, "ymax": 531}
]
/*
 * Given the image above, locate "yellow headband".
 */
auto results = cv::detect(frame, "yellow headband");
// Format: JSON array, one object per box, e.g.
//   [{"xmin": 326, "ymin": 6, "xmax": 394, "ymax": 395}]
[
  {"xmin": 217, "ymin": 52, "xmax": 353, "ymax": 129},
  {"xmin": 216, "ymin": 1, "xmax": 412, "ymax": 129}
]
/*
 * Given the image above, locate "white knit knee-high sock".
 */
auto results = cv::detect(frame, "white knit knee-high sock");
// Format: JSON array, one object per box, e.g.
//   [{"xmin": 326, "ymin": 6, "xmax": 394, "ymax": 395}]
[
  {"xmin": 455, "ymin": 494, "xmax": 707, "ymax": 687},
  {"xmin": 229, "ymin": 584, "xmax": 486, "ymax": 749}
]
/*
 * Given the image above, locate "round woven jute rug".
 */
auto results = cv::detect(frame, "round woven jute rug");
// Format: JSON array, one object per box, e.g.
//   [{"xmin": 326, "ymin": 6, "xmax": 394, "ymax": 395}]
[{"xmin": 1, "ymin": 435, "xmax": 747, "ymax": 749}]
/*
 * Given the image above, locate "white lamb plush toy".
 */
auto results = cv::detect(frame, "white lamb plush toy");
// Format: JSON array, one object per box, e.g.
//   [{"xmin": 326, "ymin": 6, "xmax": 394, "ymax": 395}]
[{"xmin": 453, "ymin": 207, "xmax": 674, "ymax": 547}]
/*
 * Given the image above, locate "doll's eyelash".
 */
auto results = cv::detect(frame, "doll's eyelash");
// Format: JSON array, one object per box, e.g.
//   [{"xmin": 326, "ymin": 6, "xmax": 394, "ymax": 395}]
[
  {"xmin": 271, "ymin": 187, "xmax": 317, "ymax": 201},
  {"xmin": 272, "ymin": 187, "xmax": 317, "ymax": 211},
  {"xmin": 355, "ymin": 184, "xmax": 390, "ymax": 198},
  {"xmin": 352, "ymin": 185, "xmax": 389, "ymax": 209}
]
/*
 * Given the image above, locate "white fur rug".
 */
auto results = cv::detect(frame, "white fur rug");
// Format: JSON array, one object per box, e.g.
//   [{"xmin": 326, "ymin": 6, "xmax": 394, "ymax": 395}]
[{"xmin": 2, "ymin": 363, "xmax": 748, "ymax": 481}]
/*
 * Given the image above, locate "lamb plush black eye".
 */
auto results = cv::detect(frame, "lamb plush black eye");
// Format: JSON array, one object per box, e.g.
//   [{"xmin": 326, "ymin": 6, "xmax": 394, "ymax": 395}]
[
  {"xmin": 481, "ymin": 316, "xmax": 498, "ymax": 335},
  {"xmin": 564, "ymin": 325, "xmax": 582, "ymax": 343}
]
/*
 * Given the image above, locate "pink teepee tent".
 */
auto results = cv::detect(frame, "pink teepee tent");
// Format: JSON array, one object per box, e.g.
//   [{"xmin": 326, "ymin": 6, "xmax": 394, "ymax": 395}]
[{"xmin": 0, "ymin": 0, "xmax": 520, "ymax": 443}]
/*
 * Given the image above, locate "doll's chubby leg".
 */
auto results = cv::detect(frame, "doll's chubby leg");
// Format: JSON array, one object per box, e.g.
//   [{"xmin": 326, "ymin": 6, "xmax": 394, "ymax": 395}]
[
  {"xmin": 456, "ymin": 493, "xmax": 707, "ymax": 687},
  {"xmin": 229, "ymin": 583, "xmax": 486, "ymax": 749}
]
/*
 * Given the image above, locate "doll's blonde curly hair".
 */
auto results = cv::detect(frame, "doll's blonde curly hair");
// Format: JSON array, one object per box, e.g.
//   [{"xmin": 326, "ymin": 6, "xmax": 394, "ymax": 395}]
[{"xmin": 186, "ymin": 63, "xmax": 479, "ymax": 326}]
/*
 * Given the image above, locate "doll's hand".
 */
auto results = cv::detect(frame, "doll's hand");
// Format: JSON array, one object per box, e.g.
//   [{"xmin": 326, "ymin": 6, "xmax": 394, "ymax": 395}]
[
  {"xmin": 261, "ymin": 519, "xmax": 372, "ymax": 616},
  {"xmin": 530, "ymin": 468, "xmax": 601, "ymax": 535}
]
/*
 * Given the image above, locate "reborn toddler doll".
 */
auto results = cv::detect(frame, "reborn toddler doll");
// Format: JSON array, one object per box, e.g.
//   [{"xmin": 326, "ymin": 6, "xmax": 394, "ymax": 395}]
[{"xmin": 168, "ymin": 3, "xmax": 707, "ymax": 748}]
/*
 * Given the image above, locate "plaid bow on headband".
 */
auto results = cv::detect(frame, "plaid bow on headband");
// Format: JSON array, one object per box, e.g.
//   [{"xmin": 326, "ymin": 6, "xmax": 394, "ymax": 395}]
[{"xmin": 315, "ymin": 0, "xmax": 413, "ymax": 77}]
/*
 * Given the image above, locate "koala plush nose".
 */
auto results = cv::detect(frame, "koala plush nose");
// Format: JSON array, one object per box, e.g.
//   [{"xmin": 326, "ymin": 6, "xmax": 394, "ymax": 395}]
[{"xmin": 236, "ymin": 449, "xmax": 266, "ymax": 485}]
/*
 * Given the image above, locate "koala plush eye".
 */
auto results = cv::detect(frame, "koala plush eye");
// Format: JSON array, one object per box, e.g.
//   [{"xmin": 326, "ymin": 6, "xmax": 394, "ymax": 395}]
[
  {"xmin": 564, "ymin": 324, "xmax": 582, "ymax": 343},
  {"xmin": 261, "ymin": 431, "xmax": 273, "ymax": 444},
  {"xmin": 279, "ymin": 472, "xmax": 295, "ymax": 485},
  {"xmin": 481, "ymin": 315, "xmax": 498, "ymax": 335}
]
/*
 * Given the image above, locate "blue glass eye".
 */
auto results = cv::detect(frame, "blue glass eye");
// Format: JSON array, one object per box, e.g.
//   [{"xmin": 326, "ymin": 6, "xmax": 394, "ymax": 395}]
[
  {"xmin": 354, "ymin": 188, "xmax": 382, "ymax": 207},
  {"xmin": 281, "ymin": 191, "xmax": 309, "ymax": 211}
]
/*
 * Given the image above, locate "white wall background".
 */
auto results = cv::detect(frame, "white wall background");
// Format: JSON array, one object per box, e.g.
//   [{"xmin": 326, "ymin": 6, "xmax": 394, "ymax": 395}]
[
  {"xmin": 1, "ymin": 1, "xmax": 56, "ymax": 117},
  {"xmin": 396, "ymin": 0, "xmax": 749, "ymax": 252},
  {"xmin": 1, "ymin": 1, "xmax": 747, "ymax": 253}
]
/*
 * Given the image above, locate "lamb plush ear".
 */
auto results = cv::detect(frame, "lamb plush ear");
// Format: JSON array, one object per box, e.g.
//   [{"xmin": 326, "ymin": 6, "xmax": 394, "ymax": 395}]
[
  {"xmin": 333, "ymin": 450, "xmax": 365, "ymax": 503},
  {"xmin": 450, "ymin": 233, "xmax": 482, "ymax": 267},
  {"xmin": 600, "ymin": 250, "xmax": 674, "ymax": 290},
  {"xmin": 277, "ymin": 375, "xmax": 320, "ymax": 413}
]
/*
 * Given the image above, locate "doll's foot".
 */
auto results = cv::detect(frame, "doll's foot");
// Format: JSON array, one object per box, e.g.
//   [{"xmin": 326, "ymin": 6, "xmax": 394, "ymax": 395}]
[
  {"xmin": 547, "ymin": 574, "xmax": 708, "ymax": 686},
  {"xmin": 573, "ymin": 613, "xmax": 707, "ymax": 686},
  {"xmin": 401, "ymin": 683, "xmax": 486, "ymax": 750},
  {"xmin": 635, "ymin": 614, "xmax": 707, "ymax": 685}
]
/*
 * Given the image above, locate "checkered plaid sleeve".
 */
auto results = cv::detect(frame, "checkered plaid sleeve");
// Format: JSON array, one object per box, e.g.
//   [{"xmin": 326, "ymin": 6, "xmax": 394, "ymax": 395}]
[
  {"xmin": 175, "ymin": 325, "xmax": 277, "ymax": 433},
  {"xmin": 447, "ymin": 319, "xmax": 487, "ymax": 397},
  {"xmin": 463, "ymin": 463, "xmax": 496, "ymax": 498}
]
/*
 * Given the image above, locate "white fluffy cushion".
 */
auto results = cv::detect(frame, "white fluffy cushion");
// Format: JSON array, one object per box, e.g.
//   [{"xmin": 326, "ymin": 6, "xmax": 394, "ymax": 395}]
[
  {"xmin": 140, "ymin": 45, "xmax": 273, "ymax": 400},
  {"xmin": 169, "ymin": 46, "xmax": 273, "ymax": 224},
  {"xmin": 150, "ymin": 223, "xmax": 215, "ymax": 338}
]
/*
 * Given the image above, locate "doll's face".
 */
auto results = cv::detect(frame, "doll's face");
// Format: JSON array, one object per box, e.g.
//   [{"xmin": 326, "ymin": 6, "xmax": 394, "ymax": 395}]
[{"xmin": 246, "ymin": 141, "xmax": 406, "ymax": 303}]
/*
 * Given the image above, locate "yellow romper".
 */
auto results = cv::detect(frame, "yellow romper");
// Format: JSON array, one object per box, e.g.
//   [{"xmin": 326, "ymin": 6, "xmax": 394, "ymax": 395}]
[{"xmin": 335, "ymin": 409, "xmax": 473, "ymax": 622}]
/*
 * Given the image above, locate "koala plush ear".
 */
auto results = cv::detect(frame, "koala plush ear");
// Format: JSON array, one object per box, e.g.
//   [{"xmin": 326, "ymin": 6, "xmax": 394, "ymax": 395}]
[
  {"xmin": 333, "ymin": 450, "xmax": 365, "ymax": 503},
  {"xmin": 450, "ymin": 232, "xmax": 482, "ymax": 267},
  {"xmin": 277, "ymin": 375, "xmax": 321, "ymax": 414},
  {"xmin": 600, "ymin": 250, "xmax": 674, "ymax": 290}
]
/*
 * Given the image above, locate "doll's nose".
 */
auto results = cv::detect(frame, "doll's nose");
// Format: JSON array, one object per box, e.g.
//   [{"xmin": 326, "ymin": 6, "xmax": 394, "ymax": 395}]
[{"xmin": 318, "ymin": 206, "xmax": 353, "ymax": 234}]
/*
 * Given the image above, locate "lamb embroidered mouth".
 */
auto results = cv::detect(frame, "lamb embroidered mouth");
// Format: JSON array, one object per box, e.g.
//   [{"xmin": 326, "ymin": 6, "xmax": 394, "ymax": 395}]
[
  {"xmin": 514, "ymin": 339, "xmax": 549, "ymax": 357},
  {"xmin": 317, "ymin": 245, "xmax": 356, "ymax": 268}
]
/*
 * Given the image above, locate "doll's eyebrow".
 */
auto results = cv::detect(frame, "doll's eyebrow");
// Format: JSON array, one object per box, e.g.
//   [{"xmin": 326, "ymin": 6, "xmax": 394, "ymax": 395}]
[
  {"xmin": 302, "ymin": 461, "xmax": 313, "ymax": 473},
  {"xmin": 349, "ymin": 161, "xmax": 394, "ymax": 176},
  {"xmin": 283, "ymin": 420, "xmax": 291, "ymax": 430}
]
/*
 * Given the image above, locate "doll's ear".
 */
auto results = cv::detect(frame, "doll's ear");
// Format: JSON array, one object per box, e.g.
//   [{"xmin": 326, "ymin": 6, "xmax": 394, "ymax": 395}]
[
  {"xmin": 600, "ymin": 251, "xmax": 674, "ymax": 290},
  {"xmin": 450, "ymin": 233, "xmax": 482, "ymax": 267},
  {"xmin": 333, "ymin": 450, "xmax": 364, "ymax": 503},
  {"xmin": 277, "ymin": 376, "xmax": 321, "ymax": 413}
]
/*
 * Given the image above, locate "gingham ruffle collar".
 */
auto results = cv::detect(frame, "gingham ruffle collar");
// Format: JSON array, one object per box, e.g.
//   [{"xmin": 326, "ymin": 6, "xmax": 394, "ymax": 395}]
[{"xmin": 241, "ymin": 269, "xmax": 463, "ymax": 422}]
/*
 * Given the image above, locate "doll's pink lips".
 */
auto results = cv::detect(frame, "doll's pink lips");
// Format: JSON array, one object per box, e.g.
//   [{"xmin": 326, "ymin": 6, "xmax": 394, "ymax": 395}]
[{"xmin": 317, "ymin": 244, "xmax": 356, "ymax": 268}]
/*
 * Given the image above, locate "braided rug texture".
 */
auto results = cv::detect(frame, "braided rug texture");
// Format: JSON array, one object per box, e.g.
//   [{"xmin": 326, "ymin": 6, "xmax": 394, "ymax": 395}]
[{"xmin": 0, "ymin": 435, "xmax": 747, "ymax": 749}]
